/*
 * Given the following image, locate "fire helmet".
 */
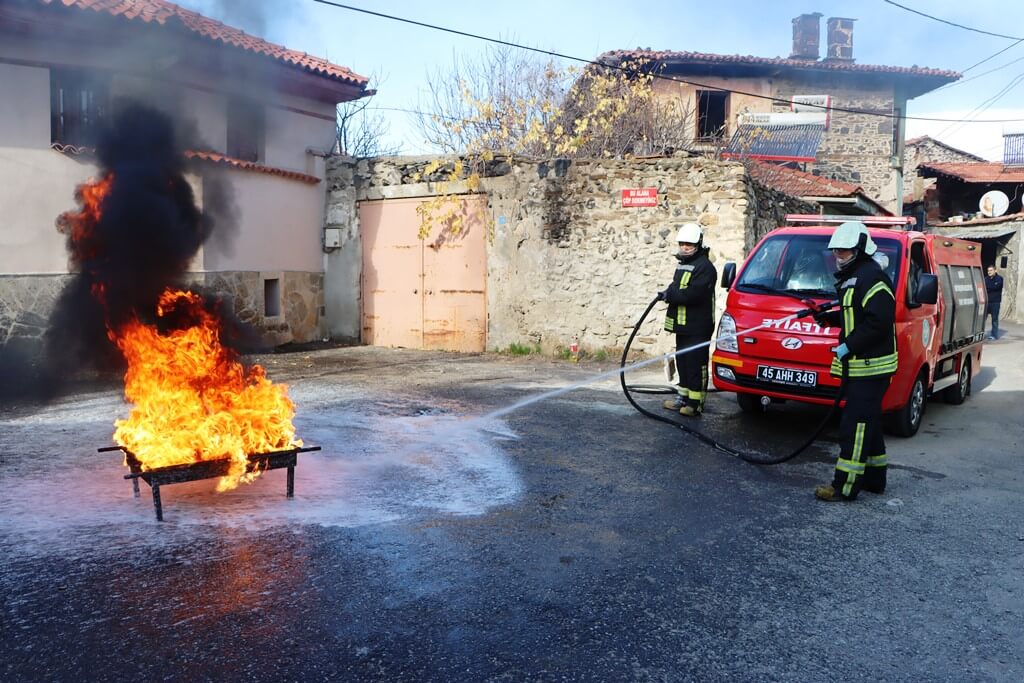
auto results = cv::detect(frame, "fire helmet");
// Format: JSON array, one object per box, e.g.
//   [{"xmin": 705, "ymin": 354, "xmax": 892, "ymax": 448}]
[
  {"xmin": 827, "ymin": 221, "xmax": 877, "ymax": 256},
  {"xmin": 675, "ymin": 223, "xmax": 703, "ymax": 245}
]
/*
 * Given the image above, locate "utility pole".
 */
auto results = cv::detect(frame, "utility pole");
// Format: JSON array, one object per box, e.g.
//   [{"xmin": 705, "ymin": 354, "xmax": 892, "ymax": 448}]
[{"xmin": 891, "ymin": 89, "xmax": 908, "ymax": 220}]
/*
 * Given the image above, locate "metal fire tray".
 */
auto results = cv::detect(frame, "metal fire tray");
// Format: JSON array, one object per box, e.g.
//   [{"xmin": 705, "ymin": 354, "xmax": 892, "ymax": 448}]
[{"xmin": 98, "ymin": 445, "xmax": 321, "ymax": 521}]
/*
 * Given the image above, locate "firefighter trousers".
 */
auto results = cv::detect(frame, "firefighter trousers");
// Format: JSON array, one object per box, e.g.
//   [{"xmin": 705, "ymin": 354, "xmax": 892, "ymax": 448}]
[
  {"xmin": 673, "ymin": 332, "xmax": 711, "ymax": 411},
  {"xmin": 832, "ymin": 375, "xmax": 889, "ymax": 499}
]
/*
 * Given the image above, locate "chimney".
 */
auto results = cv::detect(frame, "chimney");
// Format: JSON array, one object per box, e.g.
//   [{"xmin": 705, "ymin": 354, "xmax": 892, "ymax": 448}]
[
  {"xmin": 825, "ymin": 17, "xmax": 856, "ymax": 62},
  {"xmin": 790, "ymin": 13, "xmax": 822, "ymax": 60}
]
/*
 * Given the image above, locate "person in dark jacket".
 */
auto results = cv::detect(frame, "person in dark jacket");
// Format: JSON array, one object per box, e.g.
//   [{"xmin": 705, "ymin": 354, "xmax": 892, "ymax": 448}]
[
  {"xmin": 813, "ymin": 221, "xmax": 897, "ymax": 502},
  {"xmin": 659, "ymin": 223, "xmax": 717, "ymax": 417},
  {"xmin": 985, "ymin": 265, "xmax": 1004, "ymax": 340}
]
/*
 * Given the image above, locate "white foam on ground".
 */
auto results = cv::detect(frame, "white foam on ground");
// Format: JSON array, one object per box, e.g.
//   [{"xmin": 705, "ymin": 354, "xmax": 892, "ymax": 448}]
[{"xmin": 0, "ymin": 392, "xmax": 522, "ymax": 558}]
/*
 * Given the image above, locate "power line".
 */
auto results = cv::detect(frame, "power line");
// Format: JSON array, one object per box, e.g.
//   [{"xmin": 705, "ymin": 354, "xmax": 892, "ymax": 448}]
[
  {"xmin": 937, "ymin": 70, "xmax": 1024, "ymax": 139},
  {"xmin": 310, "ymin": 0, "xmax": 1024, "ymax": 125},
  {"xmin": 883, "ymin": 0, "xmax": 1024, "ymax": 82},
  {"xmin": 882, "ymin": 1, "xmax": 1024, "ymax": 40},
  {"xmin": 957, "ymin": 39, "xmax": 1024, "ymax": 74},
  {"xmin": 934, "ymin": 51, "xmax": 1024, "ymax": 98}
]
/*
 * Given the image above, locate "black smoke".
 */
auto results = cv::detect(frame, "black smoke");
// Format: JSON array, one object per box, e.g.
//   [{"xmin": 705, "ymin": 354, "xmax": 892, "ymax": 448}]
[{"xmin": 0, "ymin": 101, "xmax": 253, "ymax": 405}]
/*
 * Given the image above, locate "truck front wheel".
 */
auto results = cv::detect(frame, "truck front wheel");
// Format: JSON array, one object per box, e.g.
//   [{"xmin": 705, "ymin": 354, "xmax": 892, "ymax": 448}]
[{"xmin": 886, "ymin": 370, "xmax": 927, "ymax": 437}]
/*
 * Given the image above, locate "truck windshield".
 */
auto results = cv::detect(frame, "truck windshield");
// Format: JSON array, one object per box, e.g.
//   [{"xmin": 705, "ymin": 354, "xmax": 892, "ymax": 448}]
[{"xmin": 736, "ymin": 234, "xmax": 900, "ymax": 297}]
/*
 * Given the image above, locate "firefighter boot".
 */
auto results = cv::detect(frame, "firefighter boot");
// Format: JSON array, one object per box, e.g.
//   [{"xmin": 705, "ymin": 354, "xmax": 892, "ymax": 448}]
[
  {"xmin": 814, "ymin": 484, "xmax": 853, "ymax": 502},
  {"xmin": 679, "ymin": 403, "xmax": 701, "ymax": 417},
  {"xmin": 662, "ymin": 395, "xmax": 687, "ymax": 411}
]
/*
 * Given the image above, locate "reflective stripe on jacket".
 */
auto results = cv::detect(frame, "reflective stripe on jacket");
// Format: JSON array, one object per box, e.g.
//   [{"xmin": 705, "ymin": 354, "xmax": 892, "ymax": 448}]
[
  {"xmin": 663, "ymin": 251, "xmax": 716, "ymax": 337},
  {"xmin": 829, "ymin": 258, "xmax": 898, "ymax": 379}
]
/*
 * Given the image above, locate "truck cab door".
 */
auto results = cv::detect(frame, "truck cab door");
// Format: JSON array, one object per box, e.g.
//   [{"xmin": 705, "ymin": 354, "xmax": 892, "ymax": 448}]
[{"xmin": 905, "ymin": 240, "xmax": 939, "ymax": 372}]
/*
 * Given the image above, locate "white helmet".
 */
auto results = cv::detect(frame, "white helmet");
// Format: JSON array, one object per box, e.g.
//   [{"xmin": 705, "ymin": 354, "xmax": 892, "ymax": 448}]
[
  {"xmin": 827, "ymin": 221, "xmax": 877, "ymax": 256},
  {"xmin": 675, "ymin": 223, "xmax": 702, "ymax": 244}
]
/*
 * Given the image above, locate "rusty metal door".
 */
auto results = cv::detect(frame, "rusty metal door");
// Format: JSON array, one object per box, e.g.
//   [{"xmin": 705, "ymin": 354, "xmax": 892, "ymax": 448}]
[
  {"xmin": 360, "ymin": 195, "xmax": 487, "ymax": 351},
  {"xmin": 422, "ymin": 195, "xmax": 488, "ymax": 351},
  {"xmin": 360, "ymin": 198, "xmax": 423, "ymax": 348}
]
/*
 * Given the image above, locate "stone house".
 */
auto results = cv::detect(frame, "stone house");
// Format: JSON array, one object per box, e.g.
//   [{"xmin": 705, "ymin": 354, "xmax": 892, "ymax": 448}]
[
  {"xmin": 902, "ymin": 136, "xmax": 986, "ymax": 224},
  {"xmin": 324, "ymin": 154, "xmax": 815, "ymax": 356},
  {"xmin": 0, "ymin": 0, "xmax": 369, "ymax": 355},
  {"xmin": 599, "ymin": 13, "xmax": 959, "ymax": 212},
  {"xmin": 747, "ymin": 161, "xmax": 889, "ymax": 216},
  {"xmin": 915, "ymin": 157, "xmax": 1024, "ymax": 323}
]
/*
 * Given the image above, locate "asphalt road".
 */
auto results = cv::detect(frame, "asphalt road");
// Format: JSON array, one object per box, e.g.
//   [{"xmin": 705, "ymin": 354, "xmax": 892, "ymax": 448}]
[{"xmin": 2, "ymin": 323, "xmax": 1022, "ymax": 682}]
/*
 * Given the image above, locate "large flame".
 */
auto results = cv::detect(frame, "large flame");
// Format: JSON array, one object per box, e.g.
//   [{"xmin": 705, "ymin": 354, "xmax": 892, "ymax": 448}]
[
  {"xmin": 111, "ymin": 290, "xmax": 299, "ymax": 491},
  {"xmin": 63, "ymin": 175, "xmax": 300, "ymax": 491},
  {"xmin": 58, "ymin": 173, "xmax": 115, "ymax": 302}
]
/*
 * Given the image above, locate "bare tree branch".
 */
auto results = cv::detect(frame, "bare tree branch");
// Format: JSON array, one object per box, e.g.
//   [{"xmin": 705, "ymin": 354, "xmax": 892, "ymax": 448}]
[
  {"xmin": 336, "ymin": 73, "xmax": 400, "ymax": 158},
  {"xmin": 415, "ymin": 47, "xmax": 697, "ymax": 159}
]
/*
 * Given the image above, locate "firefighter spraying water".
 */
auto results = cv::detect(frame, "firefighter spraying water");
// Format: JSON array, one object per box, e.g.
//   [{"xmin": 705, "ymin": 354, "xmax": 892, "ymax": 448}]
[
  {"xmin": 657, "ymin": 223, "xmax": 717, "ymax": 418},
  {"xmin": 811, "ymin": 221, "xmax": 897, "ymax": 502}
]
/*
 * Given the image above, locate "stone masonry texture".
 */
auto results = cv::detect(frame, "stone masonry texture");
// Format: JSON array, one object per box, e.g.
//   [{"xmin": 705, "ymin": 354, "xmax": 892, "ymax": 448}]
[{"xmin": 327, "ymin": 154, "xmax": 814, "ymax": 357}]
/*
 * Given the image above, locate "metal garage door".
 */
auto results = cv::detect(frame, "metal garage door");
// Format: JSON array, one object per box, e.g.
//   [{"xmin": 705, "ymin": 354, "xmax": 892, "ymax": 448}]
[{"xmin": 360, "ymin": 195, "xmax": 487, "ymax": 352}]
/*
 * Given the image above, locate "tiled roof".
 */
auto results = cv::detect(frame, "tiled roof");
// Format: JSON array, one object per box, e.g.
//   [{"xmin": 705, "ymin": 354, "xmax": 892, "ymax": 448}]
[
  {"xmin": 918, "ymin": 162, "xmax": 1024, "ymax": 184},
  {"xmin": 747, "ymin": 161, "xmax": 864, "ymax": 198},
  {"xmin": 38, "ymin": 0, "xmax": 368, "ymax": 87},
  {"xmin": 51, "ymin": 143, "xmax": 321, "ymax": 184},
  {"xmin": 601, "ymin": 49, "xmax": 960, "ymax": 80},
  {"xmin": 185, "ymin": 150, "xmax": 321, "ymax": 184},
  {"xmin": 905, "ymin": 136, "xmax": 985, "ymax": 161},
  {"xmin": 934, "ymin": 213, "xmax": 1024, "ymax": 229}
]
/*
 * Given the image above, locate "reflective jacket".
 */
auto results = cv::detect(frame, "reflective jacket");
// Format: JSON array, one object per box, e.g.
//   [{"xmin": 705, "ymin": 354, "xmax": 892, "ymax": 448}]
[
  {"xmin": 663, "ymin": 248, "xmax": 716, "ymax": 337},
  {"xmin": 819, "ymin": 256, "xmax": 897, "ymax": 378}
]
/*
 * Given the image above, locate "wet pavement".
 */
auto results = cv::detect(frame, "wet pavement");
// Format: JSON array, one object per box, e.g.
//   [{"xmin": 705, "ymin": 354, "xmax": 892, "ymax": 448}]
[{"xmin": 2, "ymin": 326, "xmax": 1023, "ymax": 682}]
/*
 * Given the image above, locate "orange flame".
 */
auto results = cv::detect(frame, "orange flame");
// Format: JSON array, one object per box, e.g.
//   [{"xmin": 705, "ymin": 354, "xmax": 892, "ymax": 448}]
[
  {"xmin": 58, "ymin": 173, "xmax": 115, "ymax": 302},
  {"xmin": 111, "ymin": 290, "xmax": 300, "ymax": 491},
  {"xmin": 63, "ymin": 175, "xmax": 300, "ymax": 492}
]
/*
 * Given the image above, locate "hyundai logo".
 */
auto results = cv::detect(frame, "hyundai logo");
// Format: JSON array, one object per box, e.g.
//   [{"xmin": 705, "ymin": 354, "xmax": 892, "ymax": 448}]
[{"xmin": 781, "ymin": 337, "xmax": 803, "ymax": 350}]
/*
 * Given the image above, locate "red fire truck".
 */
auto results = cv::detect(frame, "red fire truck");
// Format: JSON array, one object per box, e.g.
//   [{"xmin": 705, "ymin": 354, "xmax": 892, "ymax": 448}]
[{"xmin": 711, "ymin": 215, "xmax": 987, "ymax": 437}]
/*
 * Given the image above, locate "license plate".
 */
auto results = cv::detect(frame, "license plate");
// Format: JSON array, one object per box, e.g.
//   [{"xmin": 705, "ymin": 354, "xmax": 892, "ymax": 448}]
[{"xmin": 756, "ymin": 365, "xmax": 817, "ymax": 387}]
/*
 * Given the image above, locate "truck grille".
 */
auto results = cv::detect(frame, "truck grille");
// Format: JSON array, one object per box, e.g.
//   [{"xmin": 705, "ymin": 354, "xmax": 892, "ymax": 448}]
[{"xmin": 731, "ymin": 374, "xmax": 840, "ymax": 400}]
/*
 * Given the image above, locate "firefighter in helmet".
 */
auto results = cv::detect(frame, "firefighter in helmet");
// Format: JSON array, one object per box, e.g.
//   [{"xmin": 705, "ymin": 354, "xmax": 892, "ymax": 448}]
[
  {"xmin": 659, "ymin": 223, "xmax": 717, "ymax": 417},
  {"xmin": 813, "ymin": 221, "xmax": 897, "ymax": 501}
]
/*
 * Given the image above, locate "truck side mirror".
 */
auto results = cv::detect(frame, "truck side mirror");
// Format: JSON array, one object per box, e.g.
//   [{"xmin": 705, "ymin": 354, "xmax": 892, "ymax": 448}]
[
  {"xmin": 721, "ymin": 262, "xmax": 736, "ymax": 289},
  {"xmin": 915, "ymin": 273, "xmax": 938, "ymax": 305}
]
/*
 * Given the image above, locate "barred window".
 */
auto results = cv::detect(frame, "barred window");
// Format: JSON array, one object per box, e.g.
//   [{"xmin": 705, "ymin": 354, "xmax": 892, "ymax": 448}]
[{"xmin": 50, "ymin": 69, "xmax": 109, "ymax": 148}]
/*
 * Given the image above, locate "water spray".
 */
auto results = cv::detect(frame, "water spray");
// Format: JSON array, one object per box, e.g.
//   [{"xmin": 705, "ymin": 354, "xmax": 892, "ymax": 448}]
[
  {"xmin": 619, "ymin": 296, "xmax": 848, "ymax": 465},
  {"xmin": 467, "ymin": 300, "xmax": 835, "ymax": 431}
]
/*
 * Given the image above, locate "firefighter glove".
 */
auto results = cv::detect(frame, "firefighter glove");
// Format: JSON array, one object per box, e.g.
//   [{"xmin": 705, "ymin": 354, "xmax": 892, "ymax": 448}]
[
  {"xmin": 833, "ymin": 343, "xmax": 850, "ymax": 361},
  {"xmin": 656, "ymin": 289, "xmax": 669, "ymax": 302}
]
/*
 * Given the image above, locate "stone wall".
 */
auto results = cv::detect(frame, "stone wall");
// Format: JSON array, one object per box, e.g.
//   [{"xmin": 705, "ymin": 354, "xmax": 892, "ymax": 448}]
[
  {"xmin": 323, "ymin": 158, "xmax": 360, "ymax": 342},
  {"xmin": 0, "ymin": 274, "xmax": 70, "ymax": 356},
  {"xmin": 199, "ymin": 271, "xmax": 325, "ymax": 347},
  {"xmin": 903, "ymin": 138, "xmax": 985, "ymax": 222},
  {"xmin": 772, "ymin": 80, "xmax": 896, "ymax": 208},
  {"xmin": 328, "ymin": 154, "xmax": 816, "ymax": 356},
  {"xmin": 903, "ymin": 137, "xmax": 982, "ymax": 182},
  {"xmin": 746, "ymin": 181, "xmax": 821, "ymax": 250},
  {"xmin": 0, "ymin": 270, "xmax": 323, "ymax": 359}
]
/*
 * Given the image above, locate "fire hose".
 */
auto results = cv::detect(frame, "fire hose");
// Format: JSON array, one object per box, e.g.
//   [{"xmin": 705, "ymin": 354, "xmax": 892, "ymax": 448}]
[{"xmin": 619, "ymin": 296, "xmax": 848, "ymax": 465}]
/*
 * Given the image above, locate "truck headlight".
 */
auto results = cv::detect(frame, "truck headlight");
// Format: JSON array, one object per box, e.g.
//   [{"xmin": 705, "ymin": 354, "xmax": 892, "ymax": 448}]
[
  {"xmin": 716, "ymin": 313, "xmax": 738, "ymax": 353},
  {"xmin": 716, "ymin": 365, "xmax": 736, "ymax": 381}
]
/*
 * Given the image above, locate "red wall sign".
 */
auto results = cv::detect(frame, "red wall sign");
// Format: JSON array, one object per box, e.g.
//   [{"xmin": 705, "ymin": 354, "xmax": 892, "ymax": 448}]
[{"xmin": 621, "ymin": 187, "xmax": 658, "ymax": 207}]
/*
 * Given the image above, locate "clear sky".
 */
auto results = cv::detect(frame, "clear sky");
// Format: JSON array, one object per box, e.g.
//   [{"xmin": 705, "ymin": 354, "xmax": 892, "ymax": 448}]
[{"xmin": 177, "ymin": 0, "xmax": 1024, "ymax": 160}]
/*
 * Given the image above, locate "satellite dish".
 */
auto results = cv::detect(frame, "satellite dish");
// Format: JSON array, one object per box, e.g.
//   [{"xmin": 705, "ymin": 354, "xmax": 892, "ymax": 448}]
[{"xmin": 979, "ymin": 190, "xmax": 1009, "ymax": 217}]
